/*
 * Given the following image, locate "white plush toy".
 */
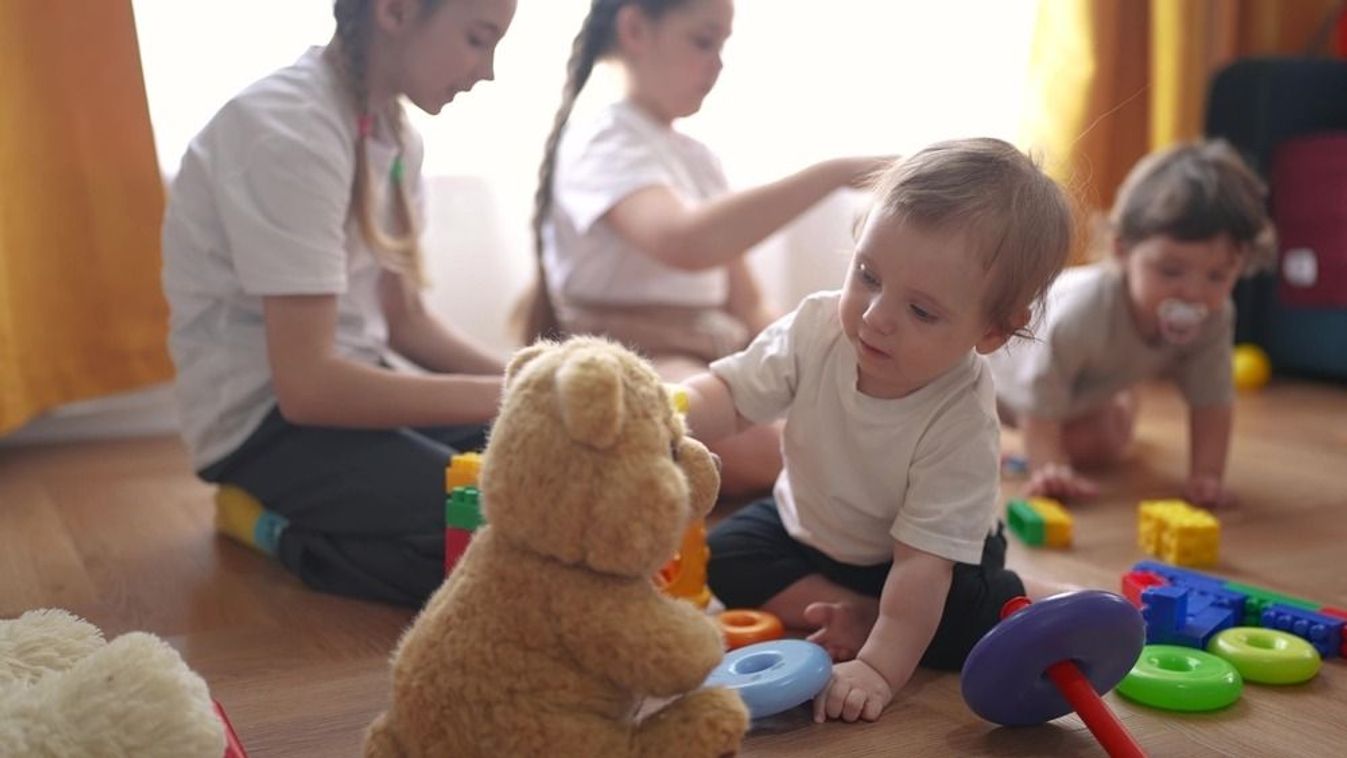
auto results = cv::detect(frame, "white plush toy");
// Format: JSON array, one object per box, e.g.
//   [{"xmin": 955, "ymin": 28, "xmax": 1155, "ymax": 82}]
[{"xmin": 0, "ymin": 608, "xmax": 225, "ymax": 757}]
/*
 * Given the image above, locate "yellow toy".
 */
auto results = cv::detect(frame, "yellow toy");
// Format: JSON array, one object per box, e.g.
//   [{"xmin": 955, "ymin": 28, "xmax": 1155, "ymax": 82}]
[
  {"xmin": 1232, "ymin": 343, "xmax": 1271, "ymax": 391},
  {"xmin": 653, "ymin": 383, "xmax": 713, "ymax": 608},
  {"xmin": 444, "ymin": 451, "xmax": 482, "ymax": 491},
  {"xmin": 365, "ymin": 337, "xmax": 748, "ymax": 758},
  {"xmin": 656, "ymin": 518, "xmax": 712, "ymax": 608},
  {"xmin": 1138, "ymin": 499, "xmax": 1220, "ymax": 567}
]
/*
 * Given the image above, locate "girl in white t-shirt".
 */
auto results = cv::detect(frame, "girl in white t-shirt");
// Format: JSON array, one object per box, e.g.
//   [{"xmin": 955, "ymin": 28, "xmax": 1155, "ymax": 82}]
[
  {"xmin": 682, "ymin": 140, "xmax": 1073, "ymax": 723},
  {"xmin": 516, "ymin": 0, "xmax": 889, "ymax": 494},
  {"xmin": 161, "ymin": 0, "xmax": 516, "ymax": 607}
]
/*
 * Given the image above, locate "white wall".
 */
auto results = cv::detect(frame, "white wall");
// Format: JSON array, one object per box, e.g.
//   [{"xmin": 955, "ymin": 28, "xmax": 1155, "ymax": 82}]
[{"xmin": 6, "ymin": 0, "xmax": 1038, "ymax": 444}]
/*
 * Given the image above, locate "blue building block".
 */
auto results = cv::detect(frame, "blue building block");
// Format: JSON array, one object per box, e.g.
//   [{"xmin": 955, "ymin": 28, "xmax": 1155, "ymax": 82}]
[
  {"xmin": 1261, "ymin": 604, "xmax": 1345, "ymax": 659},
  {"xmin": 1133, "ymin": 560, "xmax": 1223, "ymax": 589},
  {"xmin": 1131, "ymin": 560, "xmax": 1247, "ymax": 619},
  {"xmin": 1141, "ymin": 585, "xmax": 1237, "ymax": 649}
]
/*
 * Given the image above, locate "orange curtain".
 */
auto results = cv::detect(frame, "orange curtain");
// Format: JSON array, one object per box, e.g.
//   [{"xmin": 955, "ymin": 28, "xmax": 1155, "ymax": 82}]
[
  {"xmin": 0, "ymin": 1, "xmax": 171, "ymax": 434},
  {"xmin": 1024, "ymin": 0, "xmax": 1342, "ymax": 227}
]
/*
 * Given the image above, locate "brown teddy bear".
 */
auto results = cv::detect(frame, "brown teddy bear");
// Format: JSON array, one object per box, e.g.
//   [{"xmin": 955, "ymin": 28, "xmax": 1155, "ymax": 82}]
[{"xmin": 365, "ymin": 337, "xmax": 749, "ymax": 757}]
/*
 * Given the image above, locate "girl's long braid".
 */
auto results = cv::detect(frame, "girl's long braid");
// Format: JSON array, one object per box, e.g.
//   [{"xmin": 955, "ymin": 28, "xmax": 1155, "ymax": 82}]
[
  {"xmin": 333, "ymin": 0, "xmax": 425, "ymax": 285},
  {"xmin": 516, "ymin": 1, "xmax": 628, "ymax": 343}
]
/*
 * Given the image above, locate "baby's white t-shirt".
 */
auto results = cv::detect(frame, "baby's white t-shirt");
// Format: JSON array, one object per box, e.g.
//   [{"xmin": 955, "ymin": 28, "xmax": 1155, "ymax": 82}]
[
  {"xmin": 162, "ymin": 47, "xmax": 421, "ymax": 470},
  {"xmin": 988, "ymin": 262, "xmax": 1235, "ymax": 420},
  {"xmin": 710, "ymin": 291, "xmax": 1002, "ymax": 566},
  {"xmin": 543, "ymin": 100, "xmax": 729, "ymax": 308}
]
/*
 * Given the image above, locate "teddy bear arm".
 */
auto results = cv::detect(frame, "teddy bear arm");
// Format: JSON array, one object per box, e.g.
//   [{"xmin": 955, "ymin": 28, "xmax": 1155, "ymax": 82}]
[{"xmin": 559, "ymin": 589, "xmax": 726, "ymax": 697}]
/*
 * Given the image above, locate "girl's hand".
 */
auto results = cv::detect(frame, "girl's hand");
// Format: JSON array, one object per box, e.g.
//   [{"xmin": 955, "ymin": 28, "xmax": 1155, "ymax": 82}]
[
  {"xmin": 828, "ymin": 156, "xmax": 899, "ymax": 189},
  {"xmin": 812, "ymin": 658, "xmax": 894, "ymax": 723},
  {"xmin": 1027, "ymin": 462, "xmax": 1099, "ymax": 501},
  {"xmin": 1186, "ymin": 474, "xmax": 1235, "ymax": 509}
]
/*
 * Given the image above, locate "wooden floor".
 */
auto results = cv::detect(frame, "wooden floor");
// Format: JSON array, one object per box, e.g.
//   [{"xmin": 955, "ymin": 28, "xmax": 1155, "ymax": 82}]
[{"xmin": 2, "ymin": 379, "xmax": 1345, "ymax": 757}]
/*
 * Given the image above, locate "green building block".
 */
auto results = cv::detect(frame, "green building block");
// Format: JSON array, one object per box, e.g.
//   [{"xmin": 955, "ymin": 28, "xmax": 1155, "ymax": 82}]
[
  {"xmin": 1223, "ymin": 581, "xmax": 1320, "ymax": 625},
  {"xmin": 1007, "ymin": 498, "xmax": 1045, "ymax": 546},
  {"xmin": 446, "ymin": 486, "xmax": 484, "ymax": 530}
]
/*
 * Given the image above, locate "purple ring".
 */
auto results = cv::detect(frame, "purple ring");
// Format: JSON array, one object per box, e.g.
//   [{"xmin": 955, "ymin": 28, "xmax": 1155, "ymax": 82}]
[{"xmin": 961, "ymin": 590, "xmax": 1144, "ymax": 726}]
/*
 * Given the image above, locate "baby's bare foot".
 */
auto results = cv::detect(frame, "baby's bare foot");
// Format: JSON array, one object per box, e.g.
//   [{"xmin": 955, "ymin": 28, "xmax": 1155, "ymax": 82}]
[{"xmin": 803, "ymin": 600, "xmax": 879, "ymax": 662}]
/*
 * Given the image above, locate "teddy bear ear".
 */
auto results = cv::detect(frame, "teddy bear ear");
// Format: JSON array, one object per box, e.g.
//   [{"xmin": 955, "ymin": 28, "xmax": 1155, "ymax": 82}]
[
  {"xmin": 504, "ymin": 341, "xmax": 554, "ymax": 388},
  {"xmin": 555, "ymin": 349, "xmax": 624, "ymax": 449}
]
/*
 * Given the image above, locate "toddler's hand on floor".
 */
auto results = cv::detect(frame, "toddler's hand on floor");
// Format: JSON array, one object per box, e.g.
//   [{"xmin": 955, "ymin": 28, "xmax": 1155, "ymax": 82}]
[
  {"xmin": 1027, "ymin": 462, "xmax": 1099, "ymax": 500},
  {"xmin": 812, "ymin": 658, "xmax": 893, "ymax": 723},
  {"xmin": 1186, "ymin": 474, "xmax": 1235, "ymax": 509}
]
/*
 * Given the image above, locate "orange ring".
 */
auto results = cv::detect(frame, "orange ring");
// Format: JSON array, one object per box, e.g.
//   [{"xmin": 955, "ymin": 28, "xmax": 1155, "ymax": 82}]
[{"xmin": 717, "ymin": 609, "xmax": 785, "ymax": 650}]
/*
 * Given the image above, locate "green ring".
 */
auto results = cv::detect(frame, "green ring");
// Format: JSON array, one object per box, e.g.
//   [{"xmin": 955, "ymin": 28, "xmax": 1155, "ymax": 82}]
[
  {"xmin": 1115, "ymin": 644, "xmax": 1242, "ymax": 711},
  {"xmin": 1207, "ymin": 627, "xmax": 1321, "ymax": 685}
]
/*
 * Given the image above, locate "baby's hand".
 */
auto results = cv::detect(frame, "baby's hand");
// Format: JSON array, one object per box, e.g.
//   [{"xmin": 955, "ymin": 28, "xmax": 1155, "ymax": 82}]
[
  {"xmin": 812, "ymin": 658, "xmax": 894, "ymax": 723},
  {"xmin": 1186, "ymin": 474, "xmax": 1235, "ymax": 509},
  {"xmin": 1027, "ymin": 462, "xmax": 1099, "ymax": 501}
]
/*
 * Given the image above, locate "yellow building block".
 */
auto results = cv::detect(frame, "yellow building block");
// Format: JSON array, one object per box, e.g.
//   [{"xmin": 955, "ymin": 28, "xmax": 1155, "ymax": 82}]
[
  {"xmin": 1138, "ymin": 499, "xmax": 1219, "ymax": 566},
  {"xmin": 665, "ymin": 384, "xmax": 689, "ymax": 415},
  {"xmin": 1030, "ymin": 497, "xmax": 1073, "ymax": 548},
  {"xmin": 445, "ymin": 452, "xmax": 483, "ymax": 493}
]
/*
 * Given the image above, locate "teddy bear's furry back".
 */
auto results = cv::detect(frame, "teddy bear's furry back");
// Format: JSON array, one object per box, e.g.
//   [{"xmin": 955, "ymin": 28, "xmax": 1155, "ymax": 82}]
[{"xmin": 365, "ymin": 337, "xmax": 747, "ymax": 758}]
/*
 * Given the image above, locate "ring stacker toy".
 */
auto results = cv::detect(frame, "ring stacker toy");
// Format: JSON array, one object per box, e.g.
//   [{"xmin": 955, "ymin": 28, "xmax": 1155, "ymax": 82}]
[
  {"xmin": 961, "ymin": 591, "xmax": 1147, "ymax": 758},
  {"xmin": 1115, "ymin": 645, "xmax": 1242, "ymax": 711},
  {"xmin": 717, "ymin": 610, "xmax": 785, "ymax": 651},
  {"xmin": 1207, "ymin": 627, "xmax": 1321, "ymax": 685},
  {"xmin": 704, "ymin": 639, "xmax": 831, "ymax": 719}
]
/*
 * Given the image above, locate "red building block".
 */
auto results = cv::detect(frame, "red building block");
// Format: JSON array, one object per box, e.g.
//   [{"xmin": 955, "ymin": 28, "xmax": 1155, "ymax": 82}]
[{"xmin": 1121, "ymin": 569, "xmax": 1168, "ymax": 608}]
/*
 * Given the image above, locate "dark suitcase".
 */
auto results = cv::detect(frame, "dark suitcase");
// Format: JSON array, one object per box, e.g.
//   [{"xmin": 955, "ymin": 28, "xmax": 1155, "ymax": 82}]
[{"xmin": 1204, "ymin": 58, "xmax": 1347, "ymax": 379}]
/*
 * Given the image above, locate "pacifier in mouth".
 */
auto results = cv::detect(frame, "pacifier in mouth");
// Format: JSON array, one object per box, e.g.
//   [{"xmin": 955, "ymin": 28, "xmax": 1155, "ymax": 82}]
[{"xmin": 1156, "ymin": 299, "xmax": 1208, "ymax": 345}]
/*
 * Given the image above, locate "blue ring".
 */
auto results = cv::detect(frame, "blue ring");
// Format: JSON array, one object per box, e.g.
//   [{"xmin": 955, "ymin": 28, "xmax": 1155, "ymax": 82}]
[{"xmin": 704, "ymin": 639, "xmax": 831, "ymax": 719}]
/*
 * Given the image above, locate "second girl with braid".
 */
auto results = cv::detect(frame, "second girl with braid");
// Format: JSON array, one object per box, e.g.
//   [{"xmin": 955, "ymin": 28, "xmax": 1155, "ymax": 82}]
[
  {"xmin": 161, "ymin": 0, "xmax": 517, "ymax": 606},
  {"xmin": 517, "ymin": 0, "xmax": 891, "ymax": 495}
]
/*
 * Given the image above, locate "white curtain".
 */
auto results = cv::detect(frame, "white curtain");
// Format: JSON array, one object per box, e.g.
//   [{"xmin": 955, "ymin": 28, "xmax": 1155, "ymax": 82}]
[{"xmin": 137, "ymin": 0, "xmax": 1039, "ymax": 356}]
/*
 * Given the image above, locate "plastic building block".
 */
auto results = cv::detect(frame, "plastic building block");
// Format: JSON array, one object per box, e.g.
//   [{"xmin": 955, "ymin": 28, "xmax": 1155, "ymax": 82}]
[
  {"xmin": 445, "ymin": 486, "xmax": 484, "ymax": 574},
  {"xmin": 1260, "ymin": 604, "xmax": 1344, "ymax": 659},
  {"xmin": 1007, "ymin": 499, "xmax": 1043, "ymax": 544},
  {"xmin": 1319, "ymin": 607, "xmax": 1347, "ymax": 658},
  {"xmin": 1001, "ymin": 454, "xmax": 1029, "ymax": 477},
  {"xmin": 1224, "ymin": 581, "xmax": 1320, "ymax": 626},
  {"xmin": 1132, "ymin": 560, "xmax": 1224, "ymax": 590},
  {"xmin": 1121, "ymin": 570, "xmax": 1167, "ymax": 608},
  {"xmin": 445, "ymin": 452, "xmax": 483, "ymax": 492},
  {"xmin": 1138, "ymin": 499, "xmax": 1219, "ymax": 566},
  {"xmin": 1006, "ymin": 497, "xmax": 1072, "ymax": 547},
  {"xmin": 1129, "ymin": 561, "xmax": 1246, "ymax": 620},
  {"xmin": 1130, "ymin": 560, "xmax": 1344, "ymax": 656},
  {"xmin": 1140, "ymin": 585, "xmax": 1236, "ymax": 649},
  {"xmin": 665, "ymin": 384, "xmax": 689, "ymax": 414},
  {"xmin": 655, "ymin": 518, "xmax": 711, "ymax": 608}
]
